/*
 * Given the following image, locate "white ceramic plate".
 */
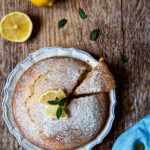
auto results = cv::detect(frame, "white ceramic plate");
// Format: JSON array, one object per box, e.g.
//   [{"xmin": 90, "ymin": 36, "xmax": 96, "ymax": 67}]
[{"xmin": 2, "ymin": 47, "xmax": 116, "ymax": 150}]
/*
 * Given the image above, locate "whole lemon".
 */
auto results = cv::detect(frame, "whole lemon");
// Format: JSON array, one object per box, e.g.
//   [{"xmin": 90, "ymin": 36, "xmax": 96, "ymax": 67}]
[{"xmin": 30, "ymin": 0, "xmax": 54, "ymax": 7}]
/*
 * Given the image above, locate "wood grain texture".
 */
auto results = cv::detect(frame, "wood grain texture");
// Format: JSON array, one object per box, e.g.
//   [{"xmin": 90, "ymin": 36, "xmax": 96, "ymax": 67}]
[{"xmin": 0, "ymin": 0, "xmax": 149, "ymax": 150}]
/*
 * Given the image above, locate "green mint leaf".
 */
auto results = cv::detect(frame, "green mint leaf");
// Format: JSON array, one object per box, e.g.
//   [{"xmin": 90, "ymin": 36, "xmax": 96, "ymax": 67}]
[
  {"xmin": 58, "ymin": 19, "xmax": 67, "ymax": 28},
  {"xmin": 56, "ymin": 107, "xmax": 63, "ymax": 119},
  {"xmin": 59, "ymin": 98, "xmax": 67, "ymax": 106},
  {"xmin": 55, "ymin": 97, "xmax": 59, "ymax": 102},
  {"xmin": 121, "ymin": 54, "xmax": 128, "ymax": 63},
  {"xmin": 47, "ymin": 101, "xmax": 58, "ymax": 105},
  {"xmin": 134, "ymin": 142, "xmax": 145, "ymax": 150},
  {"xmin": 90, "ymin": 29, "xmax": 100, "ymax": 41},
  {"xmin": 78, "ymin": 8, "xmax": 87, "ymax": 19}
]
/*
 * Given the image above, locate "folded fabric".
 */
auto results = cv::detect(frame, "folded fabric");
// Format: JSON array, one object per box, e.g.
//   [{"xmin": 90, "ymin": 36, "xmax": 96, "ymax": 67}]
[{"xmin": 112, "ymin": 115, "xmax": 150, "ymax": 150}]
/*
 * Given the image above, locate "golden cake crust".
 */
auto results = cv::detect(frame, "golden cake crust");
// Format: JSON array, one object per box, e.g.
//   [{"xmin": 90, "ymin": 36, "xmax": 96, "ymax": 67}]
[{"xmin": 13, "ymin": 57, "xmax": 108, "ymax": 150}]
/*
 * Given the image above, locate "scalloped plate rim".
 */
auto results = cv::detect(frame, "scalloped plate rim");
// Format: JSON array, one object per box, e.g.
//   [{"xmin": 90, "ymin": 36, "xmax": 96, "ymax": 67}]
[{"xmin": 2, "ymin": 46, "xmax": 116, "ymax": 150}]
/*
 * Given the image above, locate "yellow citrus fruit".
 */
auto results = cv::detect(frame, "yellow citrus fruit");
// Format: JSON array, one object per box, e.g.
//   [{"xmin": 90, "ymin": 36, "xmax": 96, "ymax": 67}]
[
  {"xmin": 30, "ymin": 0, "xmax": 54, "ymax": 7},
  {"xmin": 0, "ymin": 12, "xmax": 33, "ymax": 42},
  {"xmin": 38, "ymin": 89, "xmax": 67, "ymax": 105},
  {"xmin": 44, "ymin": 106, "xmax": 68, "ymax": 120},
  {"xmin": 38, "ymin": 89, "xmax": 68, "ymax": 120}
]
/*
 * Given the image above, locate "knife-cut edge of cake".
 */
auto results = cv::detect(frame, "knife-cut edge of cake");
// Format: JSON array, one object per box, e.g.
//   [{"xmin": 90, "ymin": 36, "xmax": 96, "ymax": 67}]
[{"xmin": 74, "ymin": 57, "xmax": 116, "ymax": 95}]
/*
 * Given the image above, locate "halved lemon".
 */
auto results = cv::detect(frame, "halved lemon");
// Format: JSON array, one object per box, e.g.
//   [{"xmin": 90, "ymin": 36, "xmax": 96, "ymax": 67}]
[
  {"xmin": 38, "ymin": 89, "xmax": 68, "ymax": 119},
  {"xmin": 39, "ymin": 89, "xmax": 68, "ymax": 119},
  {"xmin": 44, "ymin": 106, "xmax": 68, "ymax": 120},
  {"xmin": 0, "ymin": 12, "xmax": 33, "ymax": 42},
  {"xmin": 38, "ymin": 89, "xmax": 67, "ymax": 105},
  {"xmin": 30, "ymin": 0, "xmax": 54, "ymax": 7}
]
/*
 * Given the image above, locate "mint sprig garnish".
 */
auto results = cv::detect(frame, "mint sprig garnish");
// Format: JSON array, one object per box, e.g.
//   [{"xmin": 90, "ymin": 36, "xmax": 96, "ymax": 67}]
[
  {"xmin": 47, "ymin": 97, "xmax": 68, "ymax": 119},
  {"xmin": 134, "ymin": 142, "xmax": 145, "ymax": 150},
  {"xmin": 47, "ymin": 97, "xmax": 68, "ymax": 106},
  {"xmin": 47, "ymin": 101, "xmax": 58, "ymax": 105},
  {"xmin": 47, "ymin": 97, "xmax": 59, "ymax": 105},
  {"xmin": 59, "ymin": 98, "xmax": 67, "ymax": 106},
  {"xmin": 55, "ymin": 97, "xmax": 59, "ymax": 102},
  {"xmin": 56, "ymin": 107, "xmax": 63, "ymax": 119}
]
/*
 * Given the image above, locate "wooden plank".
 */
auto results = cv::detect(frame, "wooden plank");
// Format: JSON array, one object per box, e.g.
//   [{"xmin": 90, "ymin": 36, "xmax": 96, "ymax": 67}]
[
  {"xmin": 0, "ymin": 0, "xmax": 123, "ymax": 149},
  {"xmin": 121, "ymin": 0, "xmax": 150, "ymax": 124},
  {"xmin": 95, "ymin": 0, "xmax": 150, "ymax": 149},
  {"xmin": 1, "ymin": 0, "xmax": 149, "ymax": 150}
]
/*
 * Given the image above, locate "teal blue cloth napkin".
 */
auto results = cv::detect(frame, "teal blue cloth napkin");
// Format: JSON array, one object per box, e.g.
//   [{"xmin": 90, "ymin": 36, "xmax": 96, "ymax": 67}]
[{"xmin": 112, "ymin": 115, "xmax": 150, "ymax": 150}]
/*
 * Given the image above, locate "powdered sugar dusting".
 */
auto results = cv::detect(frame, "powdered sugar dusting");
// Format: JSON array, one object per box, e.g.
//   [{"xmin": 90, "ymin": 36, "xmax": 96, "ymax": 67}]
[
  {"xmin": 75, "ymin": 61, "xmax": 116, "ymax": 95},
  {"xmin": 14, "ymin": 57, "xmax": 101, "ymax": 149},
  {"xmin": 13, "ymin": 57, "xmax": 108, "ymax": 149},
  {"xmin": 27, "ymin": 93, "xmax": 107, "ymax": 148},
  {"xmin": 13, "ymin": 57, "xmax": 87, "ymax": 107}
]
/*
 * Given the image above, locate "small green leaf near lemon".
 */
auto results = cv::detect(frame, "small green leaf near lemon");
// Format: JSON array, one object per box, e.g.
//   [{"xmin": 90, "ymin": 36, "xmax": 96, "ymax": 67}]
[{"xmin": 38, "ymin": 89, "xmax": 68, "ymax": 120}]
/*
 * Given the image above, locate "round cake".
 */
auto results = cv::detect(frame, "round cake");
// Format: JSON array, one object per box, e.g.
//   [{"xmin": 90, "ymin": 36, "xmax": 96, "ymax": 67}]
[{"xmin": 13, "ymin": 57, "xmax": 108, "ymax": 150}]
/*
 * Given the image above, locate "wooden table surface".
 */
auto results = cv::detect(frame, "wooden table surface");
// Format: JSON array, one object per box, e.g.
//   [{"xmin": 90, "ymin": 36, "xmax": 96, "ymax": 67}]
[{"xmin": 0, "ymin": 0, "xmax": 150, "ymax": 150}]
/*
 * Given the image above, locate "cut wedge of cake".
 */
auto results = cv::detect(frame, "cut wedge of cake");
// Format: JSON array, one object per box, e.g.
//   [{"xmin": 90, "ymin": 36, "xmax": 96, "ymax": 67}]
[{"xmin": 74, "ymin": 58, "xmax": 116, "ymax": 95}]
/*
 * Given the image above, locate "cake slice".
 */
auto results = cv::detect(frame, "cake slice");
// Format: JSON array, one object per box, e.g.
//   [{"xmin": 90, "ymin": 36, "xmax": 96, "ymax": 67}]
[{"xmin": 74, "ymin": 58, "xmax": 116, "ymax": 95}]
